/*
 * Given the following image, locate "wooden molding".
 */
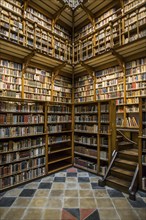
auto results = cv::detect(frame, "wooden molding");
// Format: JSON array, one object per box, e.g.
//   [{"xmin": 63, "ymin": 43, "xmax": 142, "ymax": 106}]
[
  {"xmin": 23, "ymin": 0, "xmax": 30, "ymax": 10},
  {"xmin": 111, "ymin": 49, "xmax": 125, "ymax": 72},
  {"xmin": 80, "ymin": 3, "xmax": 95, "ymax": 27},
  {"xmin": 23, "ymin": 50, "xmax": 36, "ymax": 69},
  {"xmin": 52, "ymin": 3, "xmax": 68, "ymax": 27},
  {"xmin": 80, "ymin": 61, "xmax": 95, "ymax": 78},
  {"xmin": 52, "ymin": 62, "xmax": 67, "ymax": 80}
]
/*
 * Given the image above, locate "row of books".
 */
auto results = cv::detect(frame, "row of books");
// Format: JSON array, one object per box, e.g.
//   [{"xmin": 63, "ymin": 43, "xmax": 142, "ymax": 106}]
[
  {"xmin": 125, "ymin": 106, "xmax": 139, "ymax": 112},
  {"xmin": 126, "ymin": 89, "xmax": 146, "ymax": 97},
  {"xmin": 1, "ymin": 0, "xmax": 21, "ymax": 14},
  {"xmin": 75, "ymin": 105, "xmax": 97, "ymax": 113},
  {"xmin": 48, "ymin": 135, "xmax": 71, "ymax": 144},
  {"xmin": 0, "ymin": 102, "xmax": 43, "ymax": 113},
  {"xmin": 74, "ymin": 96, "xmax": 94, "ymax": 103},
  {"xmin": 0, "ymin": 126, "xmax": 44, "ymax": 138},
  {"xmin": 126, "ymin": 82, "xmax": 146, "ymax": 91},
  {"xmin": 75, "ymin": 124, "xmax": 98, "ymax": 133},
  {"xmin": 143, "ymin": 128, "xmax": 146, "ymax": 136},
  {"xmin": 142, "ymin": 140, "xmax": 146, "ymax": 150},
  {"xmin": 24, "ymin": 93, "xmax": 51, "ymax": 101},
  {"xmin": 53, "ymin": 97, "xmax": 71, "ymax": 103},
  {"xmin": 96, "ymin": 92, "xmax": 124, "ymax": 100},
  {"xmin": 48, "ymin": 105, "xmax": 71, "ymax": 113},
  {"xmin": 0, "ymin": 137, "xmax": 45, "ymax": 152},
  {"xmin": 48, "ymin": 124, "xmax": 71, "ymax": 133},
  {"xmin": 0, "ymin": 147, "xmax": 45, "ymax": 164},
  {"xmin": 126, "ymin": 58, "xmax": 146, "ymax": 69},
  {"xmin": 101, "ymin": 114, "xmax": 109, "ymax": 123},
  {"xmin": 53, "ymin": 91, "xmax": 71, "ymax": 98},
  {"xmin": 126, "ymin": 74, "xmax": 146, "ymax": 83},
  {"xmin": 142, "ymin": 154, "xmax": 146, "ymax": 163},
  {"xmin": 0, "ymin": 157, "xmax": 45, "ymax": 177},
  {"xmin": 124, "ymin": 0, "xmax": 145, "ymax": 12},
  {"xmin": 47, "ymin": 115, "xmax": 71, "ymax": 122},
  {"xmin": 74, "ymin": 135, "xmax": 97, "ymax": 146},
  {"xmin": 75, "ymin": 115, "xmax": 98, "ymax": 122},
  {"xmin": 100, "ymin": 125, "xmax": 110, "ymax": 134},
  {"xmin": 74, "ymin": 85, "xmax": 94, "ymax": 92},
  {"xmin": 74, "ymin": 146, "xmax": 97, "ymax": 157},
  {"xmin": 0, "ymin": 60, "xmax": 22, "ymax": 70},
  {"xmin": 100, "ymin": 137, "xmax": 108, "ymax": 146},
  {"xmin": 74, "ymin": 91, "xmax": 94, "ymax": 98},
  {"xmin": 0, "ymin": 114, "xmax": 44, "ymax": 124},
  {"xmin": 0, "ymin": 167, "xmax": 45, "ymax": 189}
]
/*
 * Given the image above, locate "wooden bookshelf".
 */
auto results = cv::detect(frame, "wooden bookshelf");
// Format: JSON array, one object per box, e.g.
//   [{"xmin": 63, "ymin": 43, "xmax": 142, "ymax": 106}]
[
  {"xmin": 139, "ymin": 97, "xmax": 146, "ymax": 191},
  {"xmin": 0, "ymin": 100, "xmax": 46, "ymax": 190},
  {"xmin": 47, "ymin": 103, "xmax": 72, "ymax": 174},
  {"xmin": 74, "ymin": 100, "xmax": 116, "ymax": 176}
]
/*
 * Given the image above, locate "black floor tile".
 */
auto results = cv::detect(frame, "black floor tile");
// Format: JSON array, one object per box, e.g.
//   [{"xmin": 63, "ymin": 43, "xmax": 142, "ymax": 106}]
[
  {"xmin": 91, "ymin": 183, "xmax": 105, "ymax": 189},
  {"xmin": 85, "ymin": 210, "xmax": 100, "ymax": 220},
  {"xmin": 67, "ymin": 172, "xmax": 77, "ymax": 177},
  {"xmin": 78, "ymin": 177, "xmax": 90, "ymax": 182},
  {"xmin": 54, "ymin": 177, "xmax": 66, "ymax": 182},
  {"xmin": 88, "ymin": 173, "xmax": 97, "ymax": 177},
  {"xmin": 0, "ymin": 197, "xmax": 16, "ymax": 207},
  {"xmin": 19, "ymin": 189, "xmax": 36, "ymax": 197},
  {"xmin": 38, "ymin": 182, "xmax": 52, "ymax": 189},
  {"xmin": 107, "ymin": 189, "xmax": 124, "ymax": 197},
  {"xmin": 138, "ymin": 191, "xmax": 146, "ymax": 197},
  {"xmin": 128, "ymin": 197, "xmax": 146, "ymax": 208}
]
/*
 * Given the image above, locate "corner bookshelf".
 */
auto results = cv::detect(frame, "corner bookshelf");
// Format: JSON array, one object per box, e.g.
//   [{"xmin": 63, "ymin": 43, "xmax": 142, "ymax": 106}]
[
  {"xmin": 0, "ymin": 100, "xmax": 46, "ymax": 190},
  {"xmin": 47, "ymin": 103, "xmax": 72, "ymax": 174},
  {"xmin": 139, "ymin": 97, "xmax": 146, "ymax": 191},
  {"xmin": 74, "ymin": 100, "xmax": 116, "ymax": 175},
  {"xmin": 74, "ymin": 103, "xmax": 98, "ymax": 173}
]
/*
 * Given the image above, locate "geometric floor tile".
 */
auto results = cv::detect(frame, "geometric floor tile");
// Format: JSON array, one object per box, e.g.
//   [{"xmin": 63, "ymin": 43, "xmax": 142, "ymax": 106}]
[
  {"xmin": 80, "ymin": 209, "xmax": 96, "ymax": 220},
  {"xmin": 0, "ymin": 197, "xmax": 16, "ymax": 207},
  {"xmin": 128, "ymin": 197, "xmax": 146, "ymax": 208},
  {"xmin": 62, "ymin": 208, "xmax": 80, "ymax": 220},
  {"xmin": 19, "ymin": 189, "xmax": 36, "ymax": 197},
  {"xmin": 38, "ymin": 182, "xmax": 52, "ymax": 189},
  {"xmin": 107, "ymin": 189, "xmax": 124, "ymax": 197}
]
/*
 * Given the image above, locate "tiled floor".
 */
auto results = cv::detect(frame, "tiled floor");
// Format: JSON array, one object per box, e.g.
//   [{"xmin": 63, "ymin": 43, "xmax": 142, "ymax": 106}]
[{"xmin": 0, "ymin": 167, "xmax": 146, "ymax": 220}]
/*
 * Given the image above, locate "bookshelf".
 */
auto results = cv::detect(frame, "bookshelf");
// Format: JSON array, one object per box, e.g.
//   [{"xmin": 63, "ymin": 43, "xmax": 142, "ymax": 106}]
[
  {"xmin": 74, "ymin": 74, "xmax": 95, "ymax": 103},
  {"xmin": 139, "ymin": 97, "xmax": 146, "ymax": 191},
  {"xmin": 47, "ymin": 103, "xmax": 72, "ymax": 174},
  {"xmin": 98, "ymin": 100, "xmax": 116, "ymax": 175},
  {"xmin": 74, "ymin": 100, "xmax": 116, "ymax": 175},
  {"xmin": 0, "ymin": 0, "xmax": 72, "ymax": 63},
  {"xmin": 24, "ymin": 66, "xmax": 52, "ymax": 101},
  {"xmin": 73, "ymin": 2, "xmax": 145, "ymax": 64},
  {"xmin": 53, "ymin": 74, "xmax": 72, "ymax": 103},
  {"xmin": 0, "ymin": 59, "xmax": 22, "ymax": 98},
  {"xmin": 0, "ymin": 100, "xmax": 46, "ymax": 190},
  {"xmin": 74, "ymin": 103, "xmax": 98, "ymax": 173}
]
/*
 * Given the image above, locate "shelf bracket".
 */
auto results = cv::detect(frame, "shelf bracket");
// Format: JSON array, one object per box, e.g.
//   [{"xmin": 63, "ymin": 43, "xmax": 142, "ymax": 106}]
[
  {"xmin": 23, "ymin": 0, "xmax": 30, "ymax": 11},
  {"xmin": 23, "ymin": 50, "xmax": 36, "ymax": 71},
  {"xmin": 111, "ymin": 49, "xmax": 125, "ymax": 72},
  {"xmin": 52, "ymin": 3, "xmax": 68, "ymax": 27},
  {"xmin": 80, "ymin": 61, "xmax": 95, "ymax": 78},
  {"xmin": 80, "ymin": 3, "xmax": 95, "ymax": 28},
  {"xmin": 52, "ymin": 62, "xmax": 67, "ymax": 80}
]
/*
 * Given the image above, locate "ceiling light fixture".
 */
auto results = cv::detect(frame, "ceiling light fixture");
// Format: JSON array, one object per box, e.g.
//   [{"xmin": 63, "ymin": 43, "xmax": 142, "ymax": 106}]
[{"xmin": 63, "ymin": 0, "xmax": 83, "ymax": 10}]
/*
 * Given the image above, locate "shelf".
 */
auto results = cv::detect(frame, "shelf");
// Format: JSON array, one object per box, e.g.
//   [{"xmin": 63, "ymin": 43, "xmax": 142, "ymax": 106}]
[
  {"xmin": 74, "ymin": 130, "xmax": 97, "ymax": 134},
  {"xmin": 74, "ymin": 141, "xmax": 97, "ymax": 147},
  {"xmin": 48, "ymin": 155, "xmax": 72, "ymax": 165},
  {"xmin": 74, "ymin": 164, "xmax": 97, "ymax": 174},
  {"xmin": 48, "ymin": 163, "xmax": 72, "ymax": 174},
  {"xmin": 48, "ymin": 147, "xmax": 71, "ymax": 154},
  {"xmin": 74, "ymin": 151, "xmax": 97, "ymax": 160},
  {"xmin": 0, "ymin": 133, "xmax": 45, "ymax": 140}
]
